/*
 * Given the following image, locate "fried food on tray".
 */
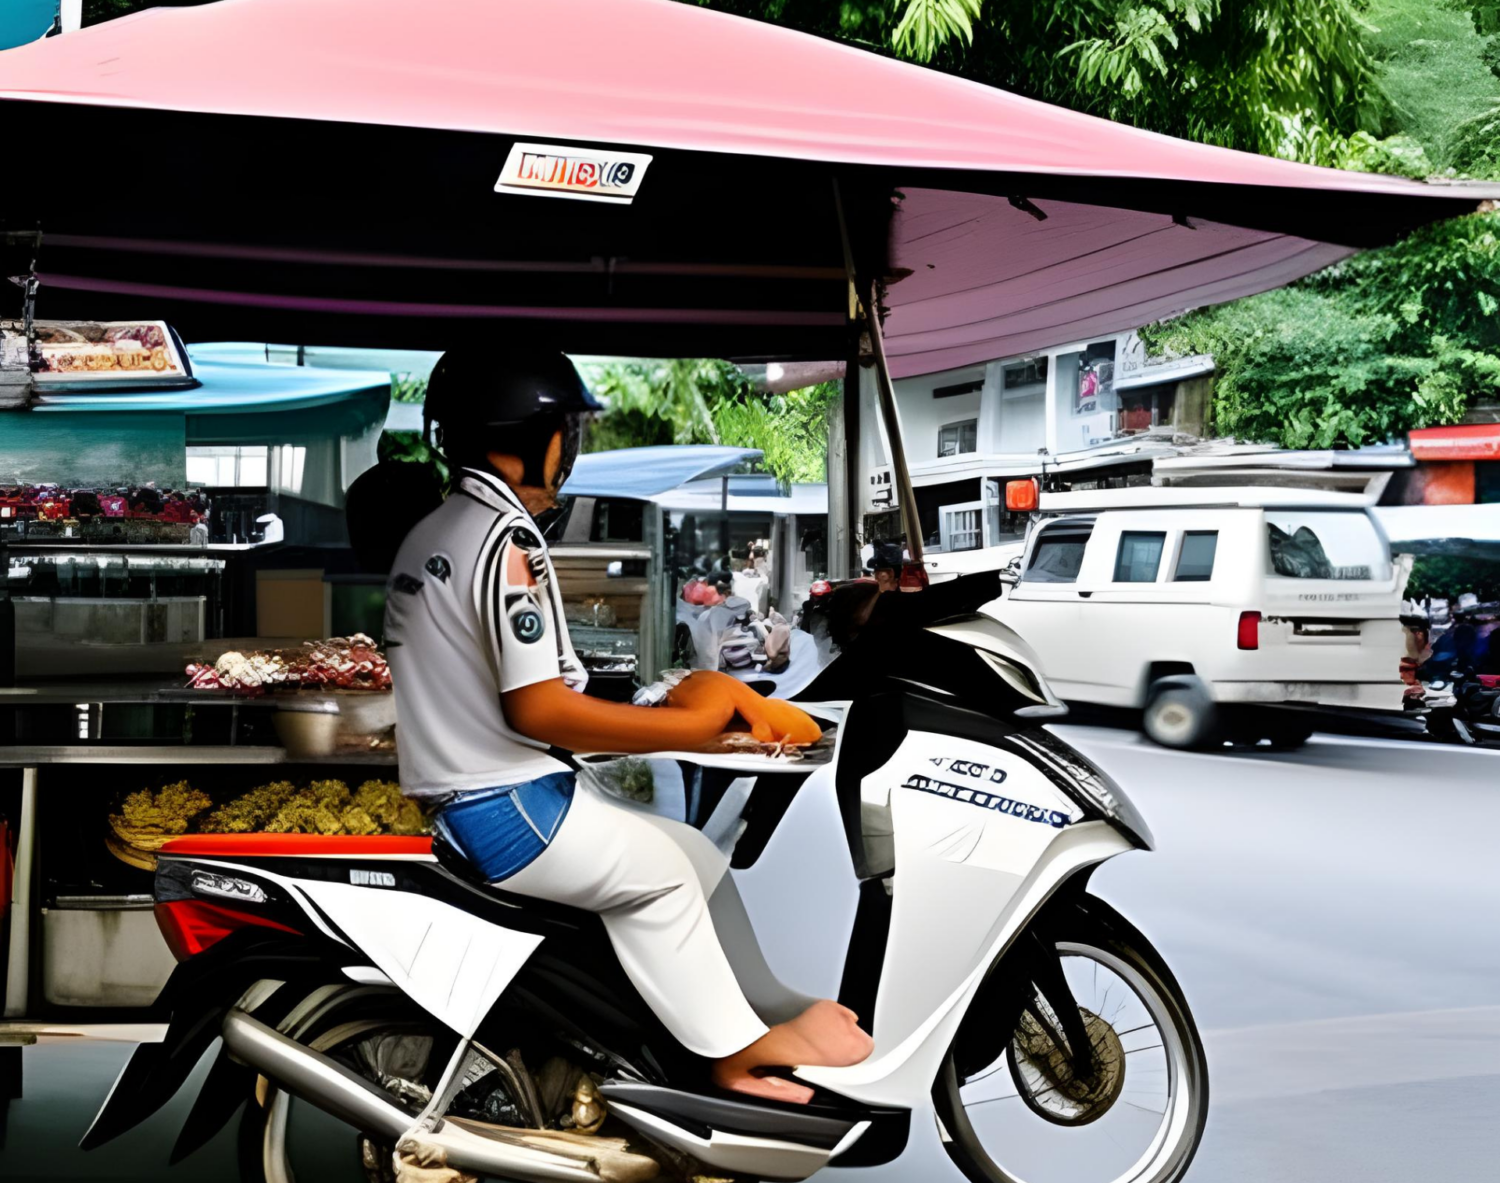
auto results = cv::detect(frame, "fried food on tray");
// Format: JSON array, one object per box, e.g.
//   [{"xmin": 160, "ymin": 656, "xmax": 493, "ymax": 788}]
[
  {"xmin": 352, "ymin": 779, "xmax": 428, "ymax": 835},
  {"xmin": 196, "ymin": 780, "xmax": 299, "ymax": 833},
  {"xmin": 112, "ymin": 781, "xmax": 213, "ymax": 838},
  {"xmin": 107, "ymin": 777, "xmax": 432, "ymax": 868}
]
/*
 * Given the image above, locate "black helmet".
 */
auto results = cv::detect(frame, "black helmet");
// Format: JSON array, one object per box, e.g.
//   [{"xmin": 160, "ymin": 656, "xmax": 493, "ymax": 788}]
[{"xmin": 424, "ymin": 347, "xmax": 602, "ymax": 487}]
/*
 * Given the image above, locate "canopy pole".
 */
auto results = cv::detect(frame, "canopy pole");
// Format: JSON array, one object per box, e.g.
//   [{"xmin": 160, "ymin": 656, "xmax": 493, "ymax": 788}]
[
  {"xmin": 863, "ymin": 278, "xmax": 924, "ymax": 564},
  {"xmin": 831, "ymin": 180, "xmax": 923, "ymax": 566}
]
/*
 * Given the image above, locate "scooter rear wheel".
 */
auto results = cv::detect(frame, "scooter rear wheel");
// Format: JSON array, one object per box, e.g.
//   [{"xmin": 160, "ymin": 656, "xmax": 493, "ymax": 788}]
[{"xmin": 934, "ymin": 894, "xmax": 1208, "ymax": 1183}]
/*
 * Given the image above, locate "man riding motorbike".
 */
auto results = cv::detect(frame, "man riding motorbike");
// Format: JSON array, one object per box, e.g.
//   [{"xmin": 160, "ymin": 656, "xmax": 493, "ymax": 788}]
[{"xmin": 382, "ymin": 347, "xmax": 871, "ymax": 1103}]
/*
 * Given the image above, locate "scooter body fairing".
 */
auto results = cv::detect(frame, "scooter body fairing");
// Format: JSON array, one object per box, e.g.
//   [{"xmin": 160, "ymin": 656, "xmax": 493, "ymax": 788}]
[{"xmin": 793, "ymin": 727, "xmax": 1133, "ymax": 1105}]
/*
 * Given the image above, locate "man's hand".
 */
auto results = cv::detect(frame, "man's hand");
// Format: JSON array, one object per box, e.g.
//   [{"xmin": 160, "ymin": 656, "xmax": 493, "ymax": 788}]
[
  {"xmin": 671, "ymin": 671, "xmax": 822, "ymax": 746},
  {"xmin": 503, "ymin": 671, "xmax": 821, "ymax": 755}
]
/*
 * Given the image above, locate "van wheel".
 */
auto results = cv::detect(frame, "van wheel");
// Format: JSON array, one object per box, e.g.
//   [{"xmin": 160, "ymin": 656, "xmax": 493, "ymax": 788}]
[{"xmin": 1143, "ymin": 679, "xmax": 1220, "ymax": 750}]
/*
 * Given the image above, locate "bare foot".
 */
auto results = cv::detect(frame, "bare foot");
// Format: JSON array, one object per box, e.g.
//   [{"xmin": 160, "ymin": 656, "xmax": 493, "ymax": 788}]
[
  {"xmin": 712, "ymin": 1000, "xmax": 873, "ymax": 1105},
  {"xmin": 777, "ymin": 1000, "xmax": 874, "ymax": 1067},
  {"xmin": 711, "ymin": 1066, "xmax": 815, "ymax": 1105}
]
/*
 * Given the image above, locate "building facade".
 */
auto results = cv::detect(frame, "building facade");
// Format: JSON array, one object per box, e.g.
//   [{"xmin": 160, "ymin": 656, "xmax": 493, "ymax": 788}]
[{"xmin": 860, "ymin": 331, "xmax": 1214, "ymax": 556}]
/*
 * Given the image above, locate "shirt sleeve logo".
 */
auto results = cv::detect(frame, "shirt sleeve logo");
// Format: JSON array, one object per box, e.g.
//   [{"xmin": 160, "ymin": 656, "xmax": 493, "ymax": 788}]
[
  {"xmin": 507, "ymin": 595, "xmax": 546, "ymax": 644},
  {"xmin": 425, "ymin": 555, "xmax": 452, "ymax": 582}
]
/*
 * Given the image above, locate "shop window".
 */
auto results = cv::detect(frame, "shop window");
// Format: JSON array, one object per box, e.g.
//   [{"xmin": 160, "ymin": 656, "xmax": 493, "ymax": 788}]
[
  {"xmin": 933, "ymin": 378, "xmax": 983, "ymax": 399},
  {"xmin": 1114, "ymin": 531, "xmax": 1165, "ymax": 582},
  {"xmin": 273, "ymin": 444, "xmax": 308, "ymax": 497},
  {"xmin": 1025, "ymin": 526, "xmax": 1092, "ymax": 583},
  {"xmin": 1003, "ymin": 358, "xmax": 1048, "ymax": 389},
  {"xmin": 186, "ymin": 445, "xmax": 269, "ymax": 487},
  {"xmin": 1174, "ymin": 531, "xmax": 1218, "ymax": 581},
  {"xmin": 938, "ymin": 419, "xmax": 978, "ymax": 458}
]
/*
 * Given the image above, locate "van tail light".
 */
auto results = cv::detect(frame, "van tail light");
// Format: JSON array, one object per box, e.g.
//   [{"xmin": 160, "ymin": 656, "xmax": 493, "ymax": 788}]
[
  {"xmin": 899, "ymin": 562, "xmax": 930, "ymax": 590},
  {"xmin": 154, "ymin": 898, "xmax": 299, "ymax": 962},
  {"xmin": 1237, "ymin": 611, "xmax": 1261, "ymax": 651},
  {"xmin": 1005, "ymin": 478, "xmax": 1039, "ymax": 512}
]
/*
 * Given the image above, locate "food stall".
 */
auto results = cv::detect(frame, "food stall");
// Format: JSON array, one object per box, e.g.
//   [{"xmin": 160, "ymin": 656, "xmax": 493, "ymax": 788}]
[
  {"xmin": 1, "ymin": 0, "xmax": 1496, "ymax": 1043},
  {"xmin": 0, "ymin": 328, "xmax": 410, "ymax": 1017}
]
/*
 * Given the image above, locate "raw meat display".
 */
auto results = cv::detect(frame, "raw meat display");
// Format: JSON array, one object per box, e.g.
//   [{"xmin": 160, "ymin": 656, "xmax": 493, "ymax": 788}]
[{"xmin": 185, "ymin": 633, "xmax": 392, "ymax": 694}]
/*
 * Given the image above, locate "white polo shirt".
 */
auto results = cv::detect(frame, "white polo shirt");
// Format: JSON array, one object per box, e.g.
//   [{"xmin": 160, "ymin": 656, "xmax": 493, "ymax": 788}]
[{"xmin": 384, "ymin": 468, "xmax": 586, "ymax": 798}]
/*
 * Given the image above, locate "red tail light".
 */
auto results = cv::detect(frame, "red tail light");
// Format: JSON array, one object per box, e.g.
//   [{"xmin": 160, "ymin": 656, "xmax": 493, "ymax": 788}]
[
  {"xmin": 1005, "ymin": 478, "xmax": 1039, "ymax": 512},
  {"xmin": 899, "ymin": 562, "xmax": 930, "ymax": 591},
  {"xmin": 154, "ymin": 899, "xmax": 299, "ymax": 962},
  {"xmin": 1237, "ymin": 611, "xmax": 1261, "ymax": 651}
]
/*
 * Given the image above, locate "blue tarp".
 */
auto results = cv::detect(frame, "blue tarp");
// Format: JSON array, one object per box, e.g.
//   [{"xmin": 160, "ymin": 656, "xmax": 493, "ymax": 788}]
[
  {"xmin": 563, "ymin": 446, "xmax": 761, "ymax": 500},
  {"xmin": 0, "ymin": 1, "xmax": 53, "ymax": 51}
]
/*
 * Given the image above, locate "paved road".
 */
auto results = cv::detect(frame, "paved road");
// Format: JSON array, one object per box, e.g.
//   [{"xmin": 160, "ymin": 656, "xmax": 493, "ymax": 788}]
[{"xmin": 4, "ymin": 729, "xmax": 1498, "ymax": 1182}]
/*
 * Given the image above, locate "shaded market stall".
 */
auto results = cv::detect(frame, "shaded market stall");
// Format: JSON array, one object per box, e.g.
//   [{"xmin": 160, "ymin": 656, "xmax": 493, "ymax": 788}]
[{"xmin": 1, "ymin": 0, "xmax": 1498, "ymax": 1039}]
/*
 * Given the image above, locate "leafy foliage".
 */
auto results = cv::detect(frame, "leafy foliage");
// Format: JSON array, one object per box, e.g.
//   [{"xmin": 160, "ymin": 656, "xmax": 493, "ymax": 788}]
[
  {"xmin": 1141, "ymin": 212, "xmax": 1500, "ymax": 448},
  {"xmin": 390, "ymin": 373, "xmax": 428, "ymax": 404},
  {"xmin": 1407, "ymin": 555, "xmax": 1500, "ymax": 602},
  {"xmin": 1137, "ymin": 1, "xmax": 1500, "ymax": 448},
  {"xmin": 696, "ymin": 1, "xmax": 1380, "ymax": 161},
  {"xmin": 891, "ymin": 0, "xmax": 982, "ymax": 61},
  {"xmin": 577, "ymin": 359, "xmax": 840, "ymax": 485}
]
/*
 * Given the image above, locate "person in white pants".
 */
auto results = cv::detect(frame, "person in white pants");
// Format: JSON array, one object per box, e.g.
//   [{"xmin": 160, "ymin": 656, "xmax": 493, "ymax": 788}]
[{"xmin": 382, "ymin": 347, "xmax": 870, "ymax": 1103}]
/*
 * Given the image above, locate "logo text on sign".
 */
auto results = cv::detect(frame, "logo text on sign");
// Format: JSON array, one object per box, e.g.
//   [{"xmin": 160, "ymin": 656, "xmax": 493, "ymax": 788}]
[{"xmin": 496, "ymin": 142, "xmax": 653, "ymax": 204}]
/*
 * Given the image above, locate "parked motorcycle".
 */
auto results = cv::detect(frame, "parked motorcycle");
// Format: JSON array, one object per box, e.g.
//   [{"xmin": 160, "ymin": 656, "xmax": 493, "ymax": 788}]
[
  {"xmin": 1424, "ymin": 668, "xmax": 1500, "ymax": 745},
  {"xmin": 82, "ymin": 612, "xmax": 1207, "ymax": 1183}
]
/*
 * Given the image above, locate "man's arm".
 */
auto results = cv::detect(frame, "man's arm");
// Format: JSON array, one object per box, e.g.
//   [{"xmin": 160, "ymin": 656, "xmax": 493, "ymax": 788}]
[{"xmin": 503, "ymin": 670, "xmax": 821, "ymax": 754}]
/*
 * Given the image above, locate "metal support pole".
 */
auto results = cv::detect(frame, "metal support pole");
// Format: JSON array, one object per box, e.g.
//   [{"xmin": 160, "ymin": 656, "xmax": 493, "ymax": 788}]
[
  {"xmin": 4, "ymin": 768, "xmax": 39, "ymax": 1018},
  {"xmin": 826, "ymin": 381, "xmax": 853, "ymax": 580},
  {"xmin": 863, "ymin": 279, "xmax": 925, "ymax": 563},
  {"xmin": 719, "ymin": 475, "xmax": 730, "ymax": 564}
]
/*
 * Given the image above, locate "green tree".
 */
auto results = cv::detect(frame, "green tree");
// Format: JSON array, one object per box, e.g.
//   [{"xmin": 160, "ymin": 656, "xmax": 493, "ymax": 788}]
[
  {"xmin": 1139, "ymin": 1, "xmax": 1500, "ymax": 448},
  {"xmin": 697, "ymin": 1, "xmax": 1380, "ymax": 163},
  {"xmin": 577, "ymin": 358, "xmax": 840, "ymax": 485}
]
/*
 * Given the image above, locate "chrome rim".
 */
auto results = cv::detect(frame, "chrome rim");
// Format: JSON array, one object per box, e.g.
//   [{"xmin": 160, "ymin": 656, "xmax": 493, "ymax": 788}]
[{"xmin": 953, "ymin": 942, "xmax": 1201, "ymax": 1183}]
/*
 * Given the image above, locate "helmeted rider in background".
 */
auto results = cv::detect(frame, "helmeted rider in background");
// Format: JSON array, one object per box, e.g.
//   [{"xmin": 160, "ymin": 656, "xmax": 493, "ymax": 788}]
[{"xmin": 382, "ymin": 347, "xmax": 872, "ymax": 1102}]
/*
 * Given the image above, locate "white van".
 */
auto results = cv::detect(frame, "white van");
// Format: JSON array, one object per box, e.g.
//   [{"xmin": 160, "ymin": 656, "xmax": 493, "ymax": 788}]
[{"xmin": 990, "ymin": 487, "xmax": 1407, "ymax": 749}]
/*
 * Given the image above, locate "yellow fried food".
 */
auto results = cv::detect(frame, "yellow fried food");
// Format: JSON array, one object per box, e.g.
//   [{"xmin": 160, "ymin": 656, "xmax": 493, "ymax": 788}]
[
  {"xmin": 114, "ymin": 781, "xmax": 212, "ymax": 836},
  {"xmin": 263, "ymin": 800, "xmax": 345, "ymax": 835},
  {"xmin": 305, "ymin": 779, "xmax": 352, "ymax": 809},
  {"xmin": 352, "ymin": 779, "xmax": 429, "ymax": 836},
  {"xmin": 197, "ymin": 780, "xmax": 299, "ymax": 833},
  {"xmin": 338, "ymin": 806, "xmax": 381, "ymax": 837}
]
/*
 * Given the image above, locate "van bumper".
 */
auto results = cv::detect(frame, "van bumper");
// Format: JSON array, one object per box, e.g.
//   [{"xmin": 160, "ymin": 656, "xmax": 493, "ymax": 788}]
[{"xmin": 1209, "ymin": 680, "xmax": 1406, "ymax": 712}]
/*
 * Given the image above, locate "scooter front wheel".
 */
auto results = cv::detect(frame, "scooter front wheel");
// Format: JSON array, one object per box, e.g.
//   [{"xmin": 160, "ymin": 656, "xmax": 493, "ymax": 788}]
[{"xmin": 934, "ymin": 894, "xmax": 1208, "ymax": 1183}]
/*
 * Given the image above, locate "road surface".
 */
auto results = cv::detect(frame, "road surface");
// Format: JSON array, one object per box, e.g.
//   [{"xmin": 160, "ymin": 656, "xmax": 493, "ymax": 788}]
[{"xmin": 2, "ymin": 729, "xmax": 1497, "ymax": 1182}]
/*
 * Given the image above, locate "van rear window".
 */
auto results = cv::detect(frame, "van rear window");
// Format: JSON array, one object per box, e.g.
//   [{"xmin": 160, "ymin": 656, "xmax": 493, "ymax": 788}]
[
  {"xmin": 1114, "ymin": 531, "xmax": 1166, "ymax": 582},
  {"xmin": 1265, "ymin": 512, "xmax": 1390, "ymax": 581},
  {"xmin": 1175, "ymin": 531, "xmax": 1218, "ymax": 581},
  {"xmin": 1025, "ymin": 527, "xmax": 1091, "ymax": 583}
]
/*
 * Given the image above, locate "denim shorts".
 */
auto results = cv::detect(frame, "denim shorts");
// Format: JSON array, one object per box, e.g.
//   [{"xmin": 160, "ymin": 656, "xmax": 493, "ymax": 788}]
[{"xmin": 433, "ymin": 772, "xmax": 575, "ymax": 882}]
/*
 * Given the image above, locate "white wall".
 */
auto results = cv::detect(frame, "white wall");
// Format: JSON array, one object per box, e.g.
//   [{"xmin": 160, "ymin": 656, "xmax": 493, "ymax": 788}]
[{"xmin": 892, "ymin": 364, "xmax": 986, "ymax": 463}]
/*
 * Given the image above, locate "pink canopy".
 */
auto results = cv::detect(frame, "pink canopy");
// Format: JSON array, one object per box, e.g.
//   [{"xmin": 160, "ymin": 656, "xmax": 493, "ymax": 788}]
[{"xmin": 1, "ymin": 0, "xmax": 1494, "ymax": 373}]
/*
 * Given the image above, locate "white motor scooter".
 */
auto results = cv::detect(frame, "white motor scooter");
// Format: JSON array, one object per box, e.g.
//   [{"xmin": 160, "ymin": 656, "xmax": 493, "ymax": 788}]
[{"xmin": 84, "ymin": 611, "xmax": 1207, "ymax": 1183}]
